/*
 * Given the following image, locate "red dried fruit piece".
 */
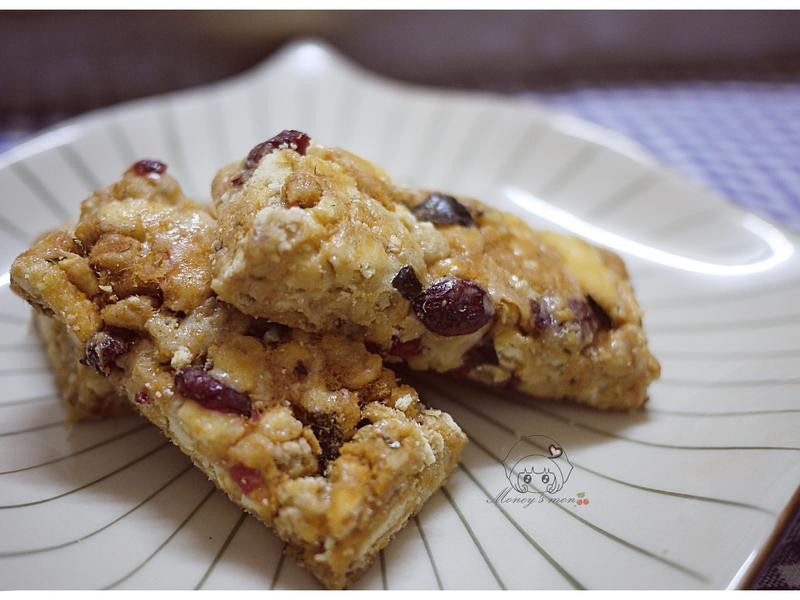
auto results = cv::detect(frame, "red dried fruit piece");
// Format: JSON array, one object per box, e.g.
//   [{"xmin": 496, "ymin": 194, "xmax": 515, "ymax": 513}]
[
  {"xmin": 450, "ymin": 335, "xmax": 498, "ymax": 376},
  {"xmin": 135, "ymin": 390, "xmax": 150, "ymax": 405},
  {"xmin": 230, "ymin": 172, "xmax": 247, "ymax": 186},
  {"xmin": 245, "ymin": 130, "xmax": 311, "ymax": 169},
  {"xmin": 391, "ymin": 265, "xmax": 423, "ymax": 300},
  {"xmin": 463, "ymin": 335, "xmax": 499, "ymax": 367},
  {"xmin": 569, "ymin": 298, "xmax": 598, "ymax": 341},
  {"xmin": 587, "ymin": 295, "xmax": 612, "ymax": 330},
  {"xmin": 529, "ymin": 294, "xmax": 611, "ymax": 343},
  {"xmin": 411, "ymin": 193, "xmax": 475, "ymax": 227},
  {"xmin": 389, "ymin": 336, "xmax": 423, "ymax": 358},
  {"xmin": 229, "ymin": 463, "xmax": 262, "ymax": 494},
  {"xmin": 233, "ymin": 130, "xmax": 311, "ymax": 186},
  {"xmin": 569, "ymin": 296, "xmax": 612, "ymax": 342},
  {"xmin": 129, "ymin": 160, "xmax": 167, "ymax": 176},
  {"xmin": 529, "ymin": 298, "xmax": 556, "ymax": 336},
  {"xmin": 412, "ymin": 278, "xmax": 494, "ymax": 337},
  {"xmin": 174, "ymin": 366, "xmax": 252, "ymax": 417},
  {"xmin": 81, "ymin": 330, "xmax": 132, "ymax": 376}
]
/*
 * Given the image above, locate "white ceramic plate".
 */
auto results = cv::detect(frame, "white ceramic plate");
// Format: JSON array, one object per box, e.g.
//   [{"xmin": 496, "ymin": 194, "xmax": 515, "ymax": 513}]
[{"xmin": 0, "ymin": 41, "xmax": 798, "ymax": 590}]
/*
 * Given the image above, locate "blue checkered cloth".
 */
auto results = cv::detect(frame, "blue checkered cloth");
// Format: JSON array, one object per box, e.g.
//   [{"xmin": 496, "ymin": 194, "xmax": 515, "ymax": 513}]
[
  {"xmin": 5, "ymin": 83, "xmax": 799, "ymax": 229},
  {"xmin": 521, "ymin": 81, "xmax": 800, "ymax": 230}
]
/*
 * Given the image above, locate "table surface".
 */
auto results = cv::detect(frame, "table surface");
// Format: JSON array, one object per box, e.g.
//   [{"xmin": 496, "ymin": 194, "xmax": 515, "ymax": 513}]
[{"xmin": 1, "ymin": 74, "xmax": 798, "ymax": 590}]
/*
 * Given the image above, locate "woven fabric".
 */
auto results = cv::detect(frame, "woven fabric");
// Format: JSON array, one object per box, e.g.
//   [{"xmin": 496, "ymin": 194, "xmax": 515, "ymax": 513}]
[
  {"xmin": 749, "ymin": 502, "xmax": 800, "ymax": 590},
  {"xmin": 522, "ymin": 81, "xmax": 800, "ymax": 231}
]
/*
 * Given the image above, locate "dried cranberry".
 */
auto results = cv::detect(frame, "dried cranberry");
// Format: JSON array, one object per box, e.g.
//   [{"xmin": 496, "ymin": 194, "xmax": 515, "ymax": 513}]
[
  {"xmin": 229, "ymin": 464, "xmax": 262, "ymax": 494},
  {"xmin": 464, "ymin": 335, "xmax": 499, "ymax": 367},
  {"xmin": 451, "ymin": 335, "xmax": 498, "ymax": 375},
  {"xmin": 389, "ymin": 337, "xmax": 423, "ymax": 358},
  {"xmin": 81, "ymin": 330, "xmax": 132, "ymax": 376},
  {"xmin": 391, "ymin": 265, "xmax": 423, "ymax": 300},
  {"xmin": 135, "ymin": 390, "xmax": 150, "ymax": 405},
  {"xmin": 130, "ymin": 160, "xmax": 167, "ymax": 176},
  {"xmin": 412, "ymin": 279, "xmax": 494, "ymax": 336},
  {"xmin": 569, "ymin": 298, "xmax": 604, "ymax": 342},
  {"xmin": 411, "ymin": 193, "xmax": 475, "ymax": 227},
  {"xmin": 529, "ymin": 298, "xmax": 556, "ymax": 336},
  {"xmin": 568, "ymin": 296, "xmax": 612, "ymax": 341},
  {"xmin": 244, "ymin": 130, "xmax": 311, "ymax": 169},
  {"xmin": 587, "ymin": 295, "xmax": 612, "ymax": 330},
  {"xmin": 174, "ymin": 366, "xmax": 252, "ymax": 417},
  {"xmin": 232, "ymin": 130, "xmax": 311, "ymax": 186}
]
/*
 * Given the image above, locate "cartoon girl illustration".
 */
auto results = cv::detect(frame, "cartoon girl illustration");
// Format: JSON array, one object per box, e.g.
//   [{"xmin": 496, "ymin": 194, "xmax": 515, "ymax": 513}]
[{"xmin": 503, "ymin": 435, "xmax": 573, "ymax": 494}]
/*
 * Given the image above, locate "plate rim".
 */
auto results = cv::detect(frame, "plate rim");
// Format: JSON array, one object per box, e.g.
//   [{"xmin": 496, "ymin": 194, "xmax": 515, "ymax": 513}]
[{"xmin": 0, "ymin": 37, "xmax": 797, "ymax": 590}]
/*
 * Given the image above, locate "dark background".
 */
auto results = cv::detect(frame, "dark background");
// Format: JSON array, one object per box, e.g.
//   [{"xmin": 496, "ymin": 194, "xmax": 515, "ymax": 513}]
[{"xmin": 3, "ymin": 10, "xmax": 800, "ymax": 118}]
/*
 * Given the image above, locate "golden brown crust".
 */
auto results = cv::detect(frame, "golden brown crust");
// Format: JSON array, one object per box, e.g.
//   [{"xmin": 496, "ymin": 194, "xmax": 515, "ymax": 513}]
[
  {"xmin": 212, "ymin": 138, "xmax": 660, "ymax": 410},
  {"xmin": 11, "ymin": 230, "xmax": 102, "ymax": 344},
  {"xmin": 73, "ymin": 169, "xmax": 216, "ymax": 314},
  {"xmin": 10, "ymin": 166, "xmax": 465, "ymax": 589}
]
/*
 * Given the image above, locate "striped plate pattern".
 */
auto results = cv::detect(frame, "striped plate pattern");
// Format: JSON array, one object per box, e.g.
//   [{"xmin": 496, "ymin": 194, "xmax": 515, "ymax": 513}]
[{"xmin": 0, "ymin": 41, "xmax": 798, "ymax": 590}]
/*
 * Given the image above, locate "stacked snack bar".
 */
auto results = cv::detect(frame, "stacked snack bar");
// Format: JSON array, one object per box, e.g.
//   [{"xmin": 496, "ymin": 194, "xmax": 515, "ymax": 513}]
[
  {"xmin": 10, "ymin": 162, "xmax": 466, "ymax": 589},
  {"xmin": 212, "ymin": 131, "xmax": 660, "ymax": 410}
]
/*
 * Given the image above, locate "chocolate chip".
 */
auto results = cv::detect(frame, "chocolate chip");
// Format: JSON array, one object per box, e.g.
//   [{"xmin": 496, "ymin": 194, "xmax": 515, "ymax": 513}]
[
  {"xmin": 174, "ymin": 366, "xmax": 252, "ymax": 417},
  {"xmin": 412, "ymin": 278, "xmax": 494, "ymax": 337},
  {"xmin": 411, "ymin": 193, "xmax": 475, "ymax": 227},
  {"xmin": 391, "ymin": 265, "xmax": 423, "ymax": 300}
]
